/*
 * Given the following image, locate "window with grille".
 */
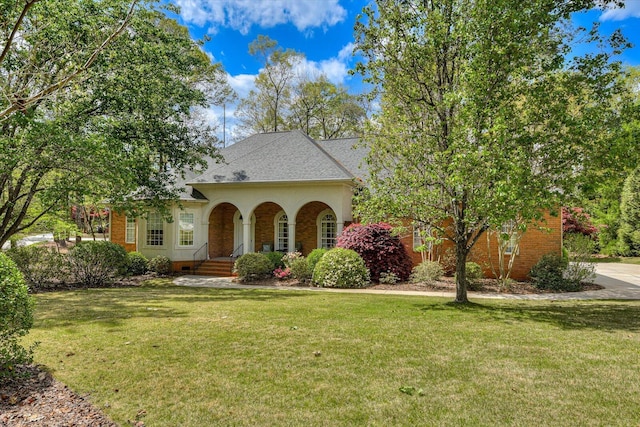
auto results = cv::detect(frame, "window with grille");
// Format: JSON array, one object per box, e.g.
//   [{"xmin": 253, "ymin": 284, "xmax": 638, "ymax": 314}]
[
  {"xmin": 178, "ymin": 212, "xmax": 194, "ymax": 246},
  {"xmin": 320, "ymin": 213, "xmax": 337, "ymax": 249},
  {"xmin": 501, "ymin": 220, "xmax": 518, "ymax": 255},
  {"xmin": 146, "ymin": 212, "xmax": 163, "ymax": 246},
  {"xmin": 125, "ymin": 217, "xmax": 135, "ymax": 244},
  {"xmin": 276, "ymin": 213, "xmax": 288, "ymax": 252}
]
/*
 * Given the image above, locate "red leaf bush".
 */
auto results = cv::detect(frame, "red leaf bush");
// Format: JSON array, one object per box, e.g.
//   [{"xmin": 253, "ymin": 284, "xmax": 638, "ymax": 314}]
[
  {"xmin": 336, "ymin": 222, "xmax": 413, "ymax": 282},
  {"xmin": 562, "ymin": 207, "xmax": 598, "ymax": 237}
]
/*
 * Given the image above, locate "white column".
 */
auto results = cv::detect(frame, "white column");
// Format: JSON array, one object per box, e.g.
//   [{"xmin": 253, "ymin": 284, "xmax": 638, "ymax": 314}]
[
  {"xmin": 288, "ymin": 221, "xmax": 296, "ymax": 253},
  {"xmin": 243, "ymin": 220, "xmax": 252, "ymax": 253}
]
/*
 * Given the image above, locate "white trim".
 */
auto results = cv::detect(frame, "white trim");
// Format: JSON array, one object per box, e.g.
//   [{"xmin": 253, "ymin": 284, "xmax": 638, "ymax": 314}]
[
  {"xmin": 125, "ymin": 216, "xmax": 136, "ymax": 244},
  {"xmin": 145, "ymin": 212, "xmax": 164, "ymax": 247},
  {"xmin": 316, "ymin": 209, "xmax": 337, "ymax": 249},
  {"xmin": 177, "ymin": 211, "xmax": 195, "ymax": 248},
  {"xmin": 274, "ymin": 211, "xmax": 289, "ymax": 252}
]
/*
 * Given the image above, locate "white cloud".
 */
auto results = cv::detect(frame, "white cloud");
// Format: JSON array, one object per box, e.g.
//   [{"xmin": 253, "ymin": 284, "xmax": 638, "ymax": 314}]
[
  {"xmin": 175, "ymin": 0, "xmax": 347, "ymax": 34},
  {"xmin": 227, "ymin": 73, "xmax": 257, "ymax": 99},
  {"xmin": 600, "ymin": 0, "xmax": 640, "ymax": 21}
]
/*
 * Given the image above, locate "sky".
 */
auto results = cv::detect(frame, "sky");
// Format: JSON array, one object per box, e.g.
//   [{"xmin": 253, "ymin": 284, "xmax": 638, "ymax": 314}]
[{"xmin": 167, "ymin": 0, "xmax": 640, "ymax": 144}]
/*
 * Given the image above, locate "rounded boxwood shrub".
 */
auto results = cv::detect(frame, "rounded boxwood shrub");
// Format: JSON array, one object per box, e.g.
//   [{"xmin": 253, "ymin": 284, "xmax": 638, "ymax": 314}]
[
  {"xmin": 307, "ymin": 248, "xmax": 328, "ymax": 272},
  {"xmin": 264, "ymin": 251, "xmax": 286, "ymax": 270},
  {"xmin": 234, "ymin": 253, "xmax": 273, "ymax": 281},
  {"xmin": 465, "ymin": 262, "xmax": 484, "ymax": 291},
  {"xmin": 529, "ymin": 253, "xmax": 572, "ymax": 291},
  {"xmin": 312, "ymin": 248, "xmax": 370, "ymax": 288},
  {"xmin": 0, "ymin": 253, "xmax": 35, "ymax": 380},
  {"xmin": 148, "ymin": 255, "xmax": 172, "ymax": 275},
  {"xmin": 7, "ymin": 245, "xmax": 67, "ymax": 289},
  {"xmin": 410, "ymin": 260, "xmax": 444, "ymax": 284},
  {"xmin": 336, "ymin": 223, "xmax": 413, "ymax": 282},
  {"xmin": 126, "ymin": 251, "xmax": 149, "ymax": 276},
  {"xmin": 67, "ymin": 241, "xmax": 128, "ymax": 287},
  {"xmin": 289, "ymin": 257, "xmax": 312, "ymax": 282}
]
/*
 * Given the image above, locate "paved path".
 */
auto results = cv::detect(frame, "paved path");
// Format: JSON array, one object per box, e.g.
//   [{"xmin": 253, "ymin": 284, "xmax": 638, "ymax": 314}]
[{"xmin": 174, "ymin": 263, "xmax": 640, "ymax": 301}]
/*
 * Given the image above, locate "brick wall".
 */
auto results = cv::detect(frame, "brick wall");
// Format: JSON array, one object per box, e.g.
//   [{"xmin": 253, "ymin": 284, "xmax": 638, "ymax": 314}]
[
  {"xmin": 208, "ymin": 203, "xmax": 236, "ymax": 258},
  {"xmin": 295, "ymin": 201, "xmax": 333, "ymax": 256},
  {"xmin": 110, "ymin": 211, "xmax": 136, "ymax": 253}
]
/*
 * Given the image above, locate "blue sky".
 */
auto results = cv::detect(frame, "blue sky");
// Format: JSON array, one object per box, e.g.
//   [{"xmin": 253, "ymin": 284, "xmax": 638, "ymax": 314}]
[{"xmin": 168, "ymin": 0, "xmax": 640, "ymax": 142}]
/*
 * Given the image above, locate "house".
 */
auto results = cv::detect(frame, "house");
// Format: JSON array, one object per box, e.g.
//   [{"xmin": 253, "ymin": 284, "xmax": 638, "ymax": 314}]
[{"xmin": 109, "ymin": 130, "xmax": 562, "ymax": 280}]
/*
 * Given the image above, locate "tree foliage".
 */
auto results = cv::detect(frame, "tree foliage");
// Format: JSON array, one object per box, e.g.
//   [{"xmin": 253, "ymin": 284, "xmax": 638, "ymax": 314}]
[
  {"xmin": 618, "ymin": 167, "xmax": 640, "ymax": 256},
  {"xmin": 0, "ymin": 0, "xmax": 232, "ymax": 247},
  {"xmin": 354, "ymin": 0, "xmax": 625, "ymax": 302}
]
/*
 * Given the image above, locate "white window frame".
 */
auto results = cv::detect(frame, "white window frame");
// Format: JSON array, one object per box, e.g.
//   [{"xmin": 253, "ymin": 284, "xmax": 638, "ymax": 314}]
[
  {"xmin": 274, "ymin": 211, "xmax": 288, "ymax": 252},
  {"xmin": 125, "ymin": 216, "xmax": 136, "ymax": 244},
  {"xmin": 177, "ymin": 211, "xmax": 195, "ymax": 247},
  {"xmin": 501, "ymin": 220, "xmax": 519, "ymax": 255},
  {"xmin": 146, "ymin": 212, "xmax": 164, "ymax": 247},
  {"xmin": 317, "ymin": 209, "xmax": 337, "ymax": 249}
]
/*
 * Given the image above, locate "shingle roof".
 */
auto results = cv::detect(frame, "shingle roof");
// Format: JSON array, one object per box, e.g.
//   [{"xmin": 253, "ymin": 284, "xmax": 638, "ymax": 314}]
[{"xmin": 188, "ymin": 130, "xmax": 366, "ymax": 185}]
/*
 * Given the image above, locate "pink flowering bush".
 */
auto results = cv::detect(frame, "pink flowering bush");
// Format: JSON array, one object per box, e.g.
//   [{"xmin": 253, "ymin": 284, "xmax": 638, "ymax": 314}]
[
  {"xmin": 273, "ymin": 267, "xmax": 291, "ymax": 280},
  {"xmin": 336, "ymin": 222, "xmax": 413, "ymax": 282}
]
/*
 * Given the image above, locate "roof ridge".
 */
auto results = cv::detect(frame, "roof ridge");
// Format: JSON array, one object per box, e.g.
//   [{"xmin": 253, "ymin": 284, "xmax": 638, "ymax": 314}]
[{"xmin": 301, "ymin": 131, "xmax": 356, "ymax": 180}]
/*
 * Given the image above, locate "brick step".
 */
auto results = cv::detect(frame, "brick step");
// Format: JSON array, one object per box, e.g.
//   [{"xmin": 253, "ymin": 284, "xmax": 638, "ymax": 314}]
[{"xmin": 195, "ymin": 260, "xmax": 235, "ymax": 277}]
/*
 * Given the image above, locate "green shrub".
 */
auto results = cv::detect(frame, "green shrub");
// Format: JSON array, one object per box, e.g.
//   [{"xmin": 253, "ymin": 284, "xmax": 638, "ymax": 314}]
[
  {"xmin": 264, "ymin": 251, "xmax": 286, "ymax": 270},
  {"xmin": 67, "ymin": 241, "xmax": 128, "ymax": 287},
  {"xmin": 148, "ymin": 256, "xmax": 172, "ymax": 275},
  {"xmin": 126, "ymin": 251, "xmax": 149, "ymax": 276},
  {"xmin": 312, "ymin": 248, "xmax": 370, "ymax": 288},
  {"xmin": 289, "ymin": 257, "xmax": 312, "ymax": 282},
  {"xmin": 378, "ymin": 271, "xmax": 399, "ymax": 284},
  {"xmin": 307, "ymin": 248, "xmax": 328, "ymax": 272},
  {"xmin": 454, "ymin": 262, "xmax": 484, "ymax": 291},
  {"xmin": 564, "ymin": 234, "xmax": 596, "ymax": 288},
  {"xmin": 234, "ymin": 253, "xmax": 273, "ymax": 281},
  {"xmin": 529, "ymin": 253, "xmax": 575, "ymax": 291},
  {"xmin": 0, "ymin": 253, "xmax": 35, "ymax": 381},
  {"xmin": 410, "ymin": 261, "xmax": 444, "ymax": 284},
  {"xmin": 6, "ymin": 245, "xmax": 68, "ymax": 289}
]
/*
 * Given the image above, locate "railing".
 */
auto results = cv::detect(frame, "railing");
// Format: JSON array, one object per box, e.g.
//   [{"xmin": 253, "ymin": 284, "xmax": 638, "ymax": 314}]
[
  {"xmin": 230, "ymin": 243, "xmax": 243, "ymax": 259},
  {"xmin": 193, "ymin": 242, "xmax": 208, "ymax": 273}
]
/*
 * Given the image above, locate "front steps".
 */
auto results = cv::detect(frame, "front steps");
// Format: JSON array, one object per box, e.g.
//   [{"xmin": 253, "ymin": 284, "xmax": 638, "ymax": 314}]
[{"xmin": 194, "ymin": 258, "xmax": 236, "ymax": 277}]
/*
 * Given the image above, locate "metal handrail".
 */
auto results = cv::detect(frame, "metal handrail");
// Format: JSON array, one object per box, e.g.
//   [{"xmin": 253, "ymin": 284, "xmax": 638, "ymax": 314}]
[
  {"xmin": 230, "ymin": 243, "xmax": 243, "ymax": 258},
  {"xmin": 193, "ymin": 242, "xmax": 208, "ymax": 273}
]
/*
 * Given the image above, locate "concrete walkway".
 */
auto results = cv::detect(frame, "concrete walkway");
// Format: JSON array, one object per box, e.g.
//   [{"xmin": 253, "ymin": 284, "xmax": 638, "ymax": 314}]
[{"xmin": 173, "ymin": 263, "xmax": 640, "ymax": 301}]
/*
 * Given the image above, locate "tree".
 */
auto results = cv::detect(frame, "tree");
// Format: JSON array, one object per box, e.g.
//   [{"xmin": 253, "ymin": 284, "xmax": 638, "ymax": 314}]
[
  {"xmin": 618, "ymin": 167, "xmax": 640, "ymax": 256},
  {"xmin": 236, "ymin": 36, "xmax": 303, "ymax": 136},
  {"xmin": 0, "ymin": 1, "xmax": 231, "ymax": 247},
  {"xmin": 354, "ymin": 0, "xmax": 625, "ymax": 302}
]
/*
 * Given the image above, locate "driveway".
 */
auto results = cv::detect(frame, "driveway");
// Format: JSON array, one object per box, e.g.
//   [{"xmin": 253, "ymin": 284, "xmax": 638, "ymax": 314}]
[{"xmin": 1, "ymin": 233, "xmax": 54, "ymax": 250}]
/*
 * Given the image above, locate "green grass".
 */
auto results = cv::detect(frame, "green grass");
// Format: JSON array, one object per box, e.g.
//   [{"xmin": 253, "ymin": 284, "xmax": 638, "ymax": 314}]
[
  {"xmin": 27, "ymin": 280, "xmax": 640, "ymax": 426},
  {"xmin": 589, "ymin": 256, "xmax": 640, "ymax": 264}
]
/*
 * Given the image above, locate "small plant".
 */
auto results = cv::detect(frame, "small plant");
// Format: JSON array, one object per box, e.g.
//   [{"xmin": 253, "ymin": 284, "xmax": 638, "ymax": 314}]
[
  {"xmin": 378, "ymin": 271, "xmax": 399, "ymax": 284},
  {"xmin": 6, "ymin": 245, "xmax": 67, "ymax": 289},
  {"xmin": 307, "ymin": 248, "xmax": 328, "ymax": 272},
  {"xmin": 282, "ymin": 251, "xmax": 303, "ymax": 268},
  {"xmin": 410, "ymin": 261, "xmax": 444, "ymax": 284},
  {"xmin": 465, "ymin": 262, "xmax": 484, "ymax": 291},
  {"xmin": 337, "ymin": 223, "xmax": 413, "ymax": 281},
  {"xmin": 563, "ymin": 233, "xmax": 596, "ymax": 288},
  {"xmin": 529, "ymin": 253, "xmax": 572, "ymax": 291},
  {"xmin": 264, "ymin": 251, "xmax": 286, "ymax": 270},
  {"xmin": 274, "ymin": 267, "xmax": 291, "ymax": 280},
  {"xmin": 126, "ymin": 251, "xmax": 149, "ymax": 276},
  {"xmin": 148, "ymin": 256, "xmax": 172, "ymax": 275},
  {"xmin": 67, "ymin": 241, "xmax": 128, "ymax": 287},
  {"xmin": 312, "ymin": 248, "xmax": 370, "ymax": 288},
  {"xmin": 0, "ymin": 253, "xmax": 36, "ymax": 381},
  {"xmin": 234, "ymin": 253, "xmax": 273, "ymax": 281},
  {"xmin": 289, "ymin": 257, "xmax": 312, "ymax": 282}
]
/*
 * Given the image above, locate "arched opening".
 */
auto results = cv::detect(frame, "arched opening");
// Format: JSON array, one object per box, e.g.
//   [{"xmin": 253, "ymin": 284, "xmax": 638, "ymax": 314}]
[{"xmin": 295, "ymin": 201, "xmax": 336, "ymax": 256}]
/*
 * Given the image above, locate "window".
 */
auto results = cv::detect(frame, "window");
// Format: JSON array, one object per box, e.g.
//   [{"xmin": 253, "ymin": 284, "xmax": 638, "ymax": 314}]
[
  {"xmin": 276, "ymin": 213, "xmax": 288, "ymax": 252},
  {"xmin": 125, "ymin": 217, "xmax": 136, "ymax": 244},
  {"xmin": 146, "ymin": 212, "xmax": 163, "ymax": 246},
  {"xmin": 413, "ymin": 225, "xmax": 433, "ymax": 253},
  {"xmin": 413, "ymin": 227, "xmax": 423, "ymax": 251},
  {"xmin": 501, "ymin": 220, "xmax": 518, "ymax": 255},
  {"xmin": 178, "ymin": 212, "xmax": 194, "ymax": 246},
  {"xmin": 318, "ymin": 210, "xmax": 337, "ymax": 249}
]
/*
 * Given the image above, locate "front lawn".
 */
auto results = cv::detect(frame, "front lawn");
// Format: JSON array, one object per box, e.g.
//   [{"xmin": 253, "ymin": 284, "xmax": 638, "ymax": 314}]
[{"xmin": 26, "ymin": 281, "xmax": 640, "ymax": 426}]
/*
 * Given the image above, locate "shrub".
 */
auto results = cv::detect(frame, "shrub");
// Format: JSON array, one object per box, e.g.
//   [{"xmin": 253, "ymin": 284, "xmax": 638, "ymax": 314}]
[
  {"xmin": 564, "ymin": 233, "xmax": 596, "ymax": 288},
  {"xmin": 378, "ymin": 271, "xmax": 399, "ymax": 284},
  {"xmin": 410, "ymin": 261, "xmax": 444, "ymax": 284},
  {"xmin": 289, "ymin": 257, "xmax": 312, "ymax": 282},
  {"xmin": 0, "ymin": 253, "xmax": 35, "ymax": 381},
  {"xmin": 465, "ymin": 262, "xmax": 484, "ymax": 291},
  {"xmin": 312, "ymin": 248, "xmax": 370, "ymax": 288},
  {"xmin": 234, "ymin": 253, "xmax": 273, "ymax": 281},
  {"xmin": 562, "ymin": 207, "xmax": 598, "ymax": 237},
  {"xmin": 264, "ymin": 251, "xmax": 286, "ymax": 270},
  {"xmin": 282, "ymin": 251, "xmax": 303, "ymax": 268},
  {"xmin": 126, "ymin": 251, "xmax": 149, "ymax": 276},
  {"xmin": 274, "ymin": 267, "xmax": 291, "ymax": 280},
  {"xmin": 336, "ymin": 222, "xmax": 413, "ymax": 282},
  {"xmin": 67, "ymin": 241, "xmax": 128, "ymax": 287},
  {"xmin": 307, "ymin": 248, "xmax": 328, "ymax": 272},
  {"xmin": 6, "ymin": 245, "xmax": 67, "ymax": 289},
  {"xmin": 529, "ymin": 253, "xmax": 574, "ymax": 291},
  {"xmin": 148, "ymin": 256, "xmax": 172, "ymax": 275}
]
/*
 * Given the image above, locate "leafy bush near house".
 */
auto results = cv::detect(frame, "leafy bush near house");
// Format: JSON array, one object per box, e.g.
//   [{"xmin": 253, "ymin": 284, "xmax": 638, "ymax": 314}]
[
  {"xmin": 289, "ymin": 256, "xmax": 312, "ymax": 282},
  {"xmin": 562, "ymin": 206, "xmax": 598, "ymax": 237},
  {"xmin": 67, "ymin": 241, "xmax": 128, "ymax": 287},
  {"xmin": 563, "ymin": 234, "xmax": 596, "ymax": 288},
  {"xmin": 378, "ymin": 271, "xmax": 399, "ymax": 284},
  {"xmin": 234, "ymin": 253, "xmax": 273, "ymax": 281},
  {"xmin": 264, "ymin": 251, "xmax": 286, "ymax": 270},
  {"xmin": 282, "ymin": 251, "xmax": 303, "ymax": 268},
  {"xmin": 312, "ymin": 248, "xmax": 370, "ymax": 288},
  {"xmin": 529, "ymin": 253, "xmax": 574, "ymax": 291},
  {"xmin": 336, "ymin": 222, "xmax": 413, "ymax": 282},
  {"xmin": 410, "ymin": 261, "xmax": 444, "ymax": 284},
  {"xmin": 0, "ymin": 253, "xmax": 35, "ymax": 380},
  {"xmin": 6, "ymin": 245, "xmax": 67, "ymax": 289},
  {"xmin": 148, "ymin": 256, "xmax": 172, "ymax": 275},
  {"xmin": 465, "ymin": 262, "xmax": 484, "ymax": 291},
  {"xmin": 307, "ymin": 248, "xmax": 328, "ymax": 272},
  {"xmin": 126, "ymin": 251, "xmax": 149, "ymax": 276}
]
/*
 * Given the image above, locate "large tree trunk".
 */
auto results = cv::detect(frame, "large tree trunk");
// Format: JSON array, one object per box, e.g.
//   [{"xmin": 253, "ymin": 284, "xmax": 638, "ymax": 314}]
[{"xmin": 454, "ymin": 240, "xmax": 469, "ymax": 303}]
